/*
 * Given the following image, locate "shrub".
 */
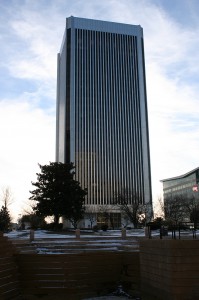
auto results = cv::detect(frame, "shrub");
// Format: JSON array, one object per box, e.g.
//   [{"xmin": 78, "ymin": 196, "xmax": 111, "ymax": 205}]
[
  {"xmin": 93, "ymin": 225, "xmax": 99, "ymax": 232},
  {"xmin": 101, "ymin": 224, "xmax": 108, "ymax": 231}
]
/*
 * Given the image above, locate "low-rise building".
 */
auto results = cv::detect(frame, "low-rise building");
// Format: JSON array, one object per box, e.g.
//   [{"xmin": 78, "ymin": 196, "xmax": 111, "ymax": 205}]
[{"xmin": 161, "ymin": 167, "xmax": 199, "ymax": 200}]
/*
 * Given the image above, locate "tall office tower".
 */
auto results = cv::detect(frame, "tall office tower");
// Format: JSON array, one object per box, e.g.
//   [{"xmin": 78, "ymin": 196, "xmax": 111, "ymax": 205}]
[{"xmin": 56, "ymin": 16, "xmax": 152, "ymax": 222}]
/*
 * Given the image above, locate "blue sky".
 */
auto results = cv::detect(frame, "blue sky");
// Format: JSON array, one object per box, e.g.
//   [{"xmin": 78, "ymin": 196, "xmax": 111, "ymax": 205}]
[{"xmin": 1, "ymin": 0, "xmax": 199, "ymax": 220}]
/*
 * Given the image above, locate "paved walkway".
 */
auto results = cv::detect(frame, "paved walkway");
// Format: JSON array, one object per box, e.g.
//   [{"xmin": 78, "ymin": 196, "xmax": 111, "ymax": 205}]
[
  {"xmin": 84, "ymin": 296, "xmax": 140, "ymax": 299},
  {"xmin": 83, "ymin": 297, "xmax": 131, "ymax": 299}
]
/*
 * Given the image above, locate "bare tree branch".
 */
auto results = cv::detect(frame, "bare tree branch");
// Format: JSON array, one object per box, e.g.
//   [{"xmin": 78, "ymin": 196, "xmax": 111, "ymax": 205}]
[{"xmin": 1, "ymin": 187, "xmax": 13, "ymax": 208}]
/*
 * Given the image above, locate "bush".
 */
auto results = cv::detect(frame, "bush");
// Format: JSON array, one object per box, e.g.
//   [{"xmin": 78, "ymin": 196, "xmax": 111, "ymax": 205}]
[
  {"xmin": 147, "ymin": 222, "xmax": 160, "ymax": 230},
  {"xmin": 147, "ymin": 217, "xmax": 164, "ymax": 230},
  {"xmin": 93, "ymin": 225, "xmax": 99, "ymax": 232},
  {"xmin": 57, "ymin": 223, "xmax": 63, "ymax": 230},
  {"xmin": 101, "ymin": 224, "xmax": 108, "ymax": 231}
]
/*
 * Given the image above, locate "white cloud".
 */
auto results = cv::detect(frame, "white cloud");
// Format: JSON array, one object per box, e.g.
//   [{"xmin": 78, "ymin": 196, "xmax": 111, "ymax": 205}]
[
  {"xmin": 147, "ymin": 61, "xmax": 199, "ymax": 197},
  {"xmin": 9, "ymin": 19, "xmax": 58, "ymax": 80},
  {"xmin": 0, "ymin": 98, "xmax": 55, "ymax": 221}
]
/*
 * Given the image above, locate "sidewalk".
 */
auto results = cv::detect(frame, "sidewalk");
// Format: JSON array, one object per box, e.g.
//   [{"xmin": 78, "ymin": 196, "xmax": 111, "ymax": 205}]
[{"xmin": 83, "ymin": 297, "xmax": 131, "ymax": 300}]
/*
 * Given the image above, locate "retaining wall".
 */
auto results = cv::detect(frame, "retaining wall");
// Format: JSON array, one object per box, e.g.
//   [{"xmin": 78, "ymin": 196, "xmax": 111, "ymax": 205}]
[
  {"xmin": 0, "ymin": 231, "xmax": 140, "ymax": 299},
  {"xmin": 3, "ymin": 233, "xmax": 199, "ymax": 300},
  {"xmin": 0, "ymin": 232, "xmax": 21, "ymax": 300},
  {"xmin": 16, "ymin": 252, "xmax": 140, "ymax": 300},
  {"xmin": 140, "ymin": 239, "xmax": 199, "ymax": 300}
]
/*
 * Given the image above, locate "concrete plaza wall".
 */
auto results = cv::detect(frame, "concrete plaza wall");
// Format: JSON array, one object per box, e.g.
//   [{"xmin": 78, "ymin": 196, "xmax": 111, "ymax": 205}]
[
  {"xmin": 0, "ymin": 232, "xmax": 21, "ymax": 299},
  {"xmin": 2, "ymin": 231, "xmax": 199, "ymax": 300},
  {"xmin": 140, "ymin": 239, "xmax": 199, "ymax": 300},
  {"xmin": 16, "ymin": 252, "xmax": 140, "ymax": 300},
  {"xmin": 0, "ymin": 231, "xmax": 141, "ymax": 299}
]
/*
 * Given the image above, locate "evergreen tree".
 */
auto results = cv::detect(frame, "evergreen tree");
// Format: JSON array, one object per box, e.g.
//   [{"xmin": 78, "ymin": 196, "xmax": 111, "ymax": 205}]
[
  {"xmin": 30, "ymin": 162, "xmax": 87, "ymax": 227},
  {"xmin": 0, "ymin": 205, "xmax": 11, "ymax": 232}
]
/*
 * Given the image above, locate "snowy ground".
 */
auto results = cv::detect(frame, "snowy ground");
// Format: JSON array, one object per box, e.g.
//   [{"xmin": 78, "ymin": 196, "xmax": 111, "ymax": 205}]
[
  {"xmin": 5, "ymin": 228, "xmax": 198, "ymax": 240},
  {"xmin": 5, "ymin": 229, "xmax": 143, "ymax": 254},
  {"xmin": 5, "ymin": 228, "xmax": 147, "ymax": 239}
]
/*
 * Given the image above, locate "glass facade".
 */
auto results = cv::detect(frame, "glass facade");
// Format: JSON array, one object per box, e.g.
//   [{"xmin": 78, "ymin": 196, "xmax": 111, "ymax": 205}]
[
  {"xmin": 162, "ymin": 168, "xmax": 199, "ymax": 200},
  {"xmin": 56, "ymin": 17, "xmax": 152, "ymax": 208}
]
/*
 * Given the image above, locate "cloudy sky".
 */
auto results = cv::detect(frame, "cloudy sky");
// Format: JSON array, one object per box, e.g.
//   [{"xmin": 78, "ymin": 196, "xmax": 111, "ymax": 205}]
[{"xmin": 1, "ymin": 0, "xmax": 199, "ymax": 221}]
